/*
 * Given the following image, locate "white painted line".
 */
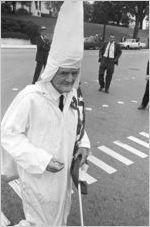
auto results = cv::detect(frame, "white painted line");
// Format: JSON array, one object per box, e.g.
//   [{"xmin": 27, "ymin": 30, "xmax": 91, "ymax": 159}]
[
  {"xmin": 102, "ymin": 105, "xmax": 109, "ymax": 107},
  {"xmin": 1, "ymin": 212, "xmax": 10, "ymax": 226},
  {"xmin": 1, "ymin": 45, "xmax": 36, "ymax": 49},
  {"xmin": 98, "ymin": 146, "xmax": 134, "ymax": 166},
  {"xmin": 9, "ymin": 180, "xmax": 22, "ymax": 199},
  {"xmin": 85, "ymin": 107, "xmax": 92, "ymax": 111},
  {"xmin": 87, "ymin": 155, "xmax": 117, "ymax": 174},
  {"xmin": 85, "ymin": 173, "xmax": 97, "ymax": 184},
  {"xmin": 12, "ymin": 88, "xmax": 19, "ymax": 91},
  {"xmin": 131, "ymin": 100, "xmax": 137, "ymax": 103},
  {"xmin": 83, "ymin": 82, "xmax": 88, "ymax": 84},
  {"xmin": 139, "ymin": 132, "xmax": 149, "ymax": 139},
  {"xmin": 127, "ymin": 136, "xmax": 149, "ymax": 148},
  {"xmin": 113, "ymin": 140, "xmax": 148, "ymax": 158},
  {"xmin": 117, "ymin": 101, "xmax": 124, "ymax": 104}
]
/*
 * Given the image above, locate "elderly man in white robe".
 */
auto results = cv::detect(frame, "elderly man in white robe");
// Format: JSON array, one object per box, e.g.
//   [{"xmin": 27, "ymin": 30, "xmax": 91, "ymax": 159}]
[{"xmin": 1, "ymin": 0, "xmax": 90, "ymax": 226}]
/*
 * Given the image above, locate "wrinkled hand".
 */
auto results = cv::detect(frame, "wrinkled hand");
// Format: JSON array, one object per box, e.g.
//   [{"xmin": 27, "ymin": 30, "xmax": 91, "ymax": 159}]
[
  {"xmin": 46, "ymin": 158, "xmax": 64, "ymax": 173},
  {"xmin": 74, "ymin": 147, "xmax": 90, "ymax": 167}
]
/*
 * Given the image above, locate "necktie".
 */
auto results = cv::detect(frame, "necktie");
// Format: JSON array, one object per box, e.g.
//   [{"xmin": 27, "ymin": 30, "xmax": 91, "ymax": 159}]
[
  {"xmin": 59, "ymin": 95, "xmax": 64, "ymax": 111},
  {"xmin": 107, "ymin": 43, "xmax": 111, "ymax": 58}
]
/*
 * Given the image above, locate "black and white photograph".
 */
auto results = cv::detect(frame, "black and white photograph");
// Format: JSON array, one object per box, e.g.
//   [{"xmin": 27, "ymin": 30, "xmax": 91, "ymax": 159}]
[{"xmin": 1, "ymin": 0, "xmax": 149, "ymax": 226}]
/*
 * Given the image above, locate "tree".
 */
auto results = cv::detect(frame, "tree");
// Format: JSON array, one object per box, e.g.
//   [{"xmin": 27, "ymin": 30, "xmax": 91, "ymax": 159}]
[
  {"xmin": 2, "ymin": 1, "xmax": 32, "ymax": 14},
  {"xmin": 12, "ymin": 1, "xmax": 16, "ymax": 13},
  {"xmin": 45, "ymin": 1, "xmax": 63, "ymax": 17},
  {"xmin": 110, "ymin": 2, "xmax": 127, "ymax": 26},
  {"xmin": 92, "ymin": 1, "xmax": 112, "ymax": 24},
  {"xmin": 92, "ymin": 1, "xmax": 113, "ymax": 41},
  {"xmin": 123, "ymin": 1, "xmax": 149, "ymax": 38},
  {"xmin": 92, "ymin": 1, "xmax": 149, "ymax": 39},
  {"xmin": 83, "ymin": 2, "xmax": 93, "ymax": 22}
]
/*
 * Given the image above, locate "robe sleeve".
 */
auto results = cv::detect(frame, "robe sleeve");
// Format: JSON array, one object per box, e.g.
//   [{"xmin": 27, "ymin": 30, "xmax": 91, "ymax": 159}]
[
  {"xmin": 1, "ymin": 94, "xmax": 52, "ymax": 175},
  {"xmin": 78, "ymin": 130, "xmax": 91, "ymax": 149}
]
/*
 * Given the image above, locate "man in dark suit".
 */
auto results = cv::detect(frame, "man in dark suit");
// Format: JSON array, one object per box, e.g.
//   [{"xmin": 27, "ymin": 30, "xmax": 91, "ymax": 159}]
[
  {"xmin": 98, "ymin": 35, "xmax": 122, "ymax": 93},
  {"xmin": 138, "ymin": 60, "xmax": 149, "ymax": 110},
  {"xmin": 32, "ymin": 26, "xmax": 50, "ymax": 84}
]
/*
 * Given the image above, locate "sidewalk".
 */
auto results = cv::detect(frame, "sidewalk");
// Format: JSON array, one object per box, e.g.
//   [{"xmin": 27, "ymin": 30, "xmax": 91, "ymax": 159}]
[
  {"xmin": 1, "ymin": 38, "xmax": 36, "ymax": 49},
  {"xmin": 1, "ymin": 44, "xmax": 36, "ymax": 49}
]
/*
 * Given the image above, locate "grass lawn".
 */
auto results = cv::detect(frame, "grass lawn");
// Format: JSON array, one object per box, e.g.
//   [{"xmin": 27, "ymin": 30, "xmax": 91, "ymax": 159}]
[{"xmin": 2, "ymin": 14, "xmax": 149, "ymax": 43}]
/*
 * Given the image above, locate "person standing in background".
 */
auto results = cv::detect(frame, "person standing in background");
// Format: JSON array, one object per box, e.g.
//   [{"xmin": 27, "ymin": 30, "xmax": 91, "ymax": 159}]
[
  {"xmin": 32, "ymin": 26, "xmax": 50, "ymax": 84},
  {"xmin": 138, "ymin": 60, "xmax": 149, "ymax": 110},
  {"xmin": 98, "ymin": 35, "xmax": 122, "ymax": 93}
]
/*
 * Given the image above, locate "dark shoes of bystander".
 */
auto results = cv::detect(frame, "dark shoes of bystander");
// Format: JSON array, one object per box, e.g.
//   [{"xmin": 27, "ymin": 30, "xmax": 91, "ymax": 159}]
[
  {"xmin": 98, "ymin": 87, "xmax": 109, "ymax": 93},
  {"xmin": 98, "ymin": 87, "xmax": 104, "ymax": 92},
  {"xmin": 105, "ymin": 89, "xmax": 109, "ymax": 94},
  {"xmin": 137, "ymin": 105, "xmax": 146, "ymax": 110}
]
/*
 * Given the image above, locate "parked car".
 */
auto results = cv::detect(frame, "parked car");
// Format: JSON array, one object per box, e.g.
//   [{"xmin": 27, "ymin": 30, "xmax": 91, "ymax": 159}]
[
  {"xmin": 119, "ymin": 39, "xmax": 146, "ymax": 49},
  {"xmin": 84, "ymin": 35, "xmax": 100, "ymax": 50}
]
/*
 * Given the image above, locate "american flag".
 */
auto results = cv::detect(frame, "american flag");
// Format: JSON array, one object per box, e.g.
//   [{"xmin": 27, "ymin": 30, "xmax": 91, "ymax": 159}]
[{"xmin": 70, "ymin": 85, "xmax": 88, "ymax": 194}]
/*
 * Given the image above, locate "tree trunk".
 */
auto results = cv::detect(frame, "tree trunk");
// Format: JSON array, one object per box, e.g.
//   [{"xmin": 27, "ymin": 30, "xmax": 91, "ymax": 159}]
[
  {"xmin": 139, "ymin": 19, "xmax": 143, "ymax": 29},
  {"xmin": 28, "ymin": 3, "xmax": 31, "ymax": 14},
  {"xmin": 12, "ymin": 2, "xmax": 16, "ymax": 14},
  {"xmin": 133, "ymin": 16, "xmax": 140, "ymax": 39},
  {"xmin": 21, "ymin": 2, "xmax": 24, "ymax": 9}
]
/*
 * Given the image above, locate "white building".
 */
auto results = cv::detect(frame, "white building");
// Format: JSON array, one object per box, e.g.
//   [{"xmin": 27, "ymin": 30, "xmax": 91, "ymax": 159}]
[{"xmin": 16, "ymin": 1, "xmax": 57, "ymax": 17}]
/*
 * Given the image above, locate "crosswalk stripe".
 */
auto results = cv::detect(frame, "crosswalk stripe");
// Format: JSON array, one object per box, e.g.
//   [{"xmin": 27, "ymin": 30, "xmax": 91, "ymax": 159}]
[
  {"xmin": 113, "ymin": 141, "xmax": 148, "ymax": 158},
  {"xmin": 87, "ymin": 155, "xmax": 117, "ymax": 174},
  {"xmin": 72, "ymin": 173, "xmax": 96, "ymax": 194},
  {"xmin": 98, "ymin": 146, "xmax": 134, "ymax": 166},
  {"xmin": 1, "ymin": 212, "xmax": 10, "ymax": 226},
  {"xmin": 127, "ymin": 136, "xmax": 149, "ymax": 148},
  {"xmin": 85, "ymin": 173, "xmax": 97, "ymax": 184},
  {"xmin": 9, "ymin": 180, "xmax": 22, "ymax": 199},
  {"xmin": 139, "ymin": 132, "xmax": 149, "ymax": 139}
]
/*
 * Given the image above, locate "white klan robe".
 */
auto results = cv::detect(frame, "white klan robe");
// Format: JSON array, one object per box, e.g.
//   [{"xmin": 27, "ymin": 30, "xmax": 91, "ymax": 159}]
[{"xmin": 1, "ymin": 0, "xmax": 90, "ymax": 226}]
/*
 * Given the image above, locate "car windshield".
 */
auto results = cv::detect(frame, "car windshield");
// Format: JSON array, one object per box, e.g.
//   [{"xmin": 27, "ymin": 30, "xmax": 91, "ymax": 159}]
[{"xmin": 126, "ymin": 39, "xmax": 135, "ymax": 42}]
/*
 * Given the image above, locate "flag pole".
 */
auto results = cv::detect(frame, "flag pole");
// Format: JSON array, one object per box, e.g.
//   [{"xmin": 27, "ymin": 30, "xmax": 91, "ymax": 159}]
[{"xmin": 78, "ymin": 182, "xmax": 84, "ymax": 226}]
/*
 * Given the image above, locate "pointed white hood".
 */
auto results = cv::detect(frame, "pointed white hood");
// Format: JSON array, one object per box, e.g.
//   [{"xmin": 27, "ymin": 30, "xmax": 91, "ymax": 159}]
[{"xmin": 40, "ymin": 0, "xmax": 84, "ymax": 83}]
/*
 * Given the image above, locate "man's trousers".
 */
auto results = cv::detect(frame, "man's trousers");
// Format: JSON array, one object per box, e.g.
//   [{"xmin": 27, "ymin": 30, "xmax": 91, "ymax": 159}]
[
  {"xmin": 141, "ymin": 80, "xmax": 149, "ymax": 108},
  {"xmin": 32, "ymin": 61, "xmax": 46, "ymax": 84},
  {"xmin": 98, "ymin": 57, "xmax": 115, "ymax": 91}
]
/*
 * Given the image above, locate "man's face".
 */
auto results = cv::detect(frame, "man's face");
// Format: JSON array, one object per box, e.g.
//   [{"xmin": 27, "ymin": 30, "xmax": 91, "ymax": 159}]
[
  {"xmin": 41, "ymin": 30, "xmax": 47, "ymax": 37},
  {"xmin": 51, "ymin": 67, "xmax": 80, "ymax": 94},
  {"xmin": 109, "ymin": 35, "xmax": 115, "ymax": 43}
]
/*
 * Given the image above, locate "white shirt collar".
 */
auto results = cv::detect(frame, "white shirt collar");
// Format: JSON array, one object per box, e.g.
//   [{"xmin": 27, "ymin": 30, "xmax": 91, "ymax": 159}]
[{"xmin": 109, "ymin": 41, "xmax": 115, "ymax": 45}]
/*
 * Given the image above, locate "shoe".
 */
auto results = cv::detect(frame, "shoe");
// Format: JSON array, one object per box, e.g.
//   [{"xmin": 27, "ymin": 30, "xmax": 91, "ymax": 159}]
[
  {"xmin": 137, "ymin": 105, "xmax": 146, "ymax": 110},
  {"xmin": 105, "ymin": 90, "xmax": 109, "ymax": 93},
  {"xmin": 99, "ymin": 87, "xmax": 104, "ymax": 91}
]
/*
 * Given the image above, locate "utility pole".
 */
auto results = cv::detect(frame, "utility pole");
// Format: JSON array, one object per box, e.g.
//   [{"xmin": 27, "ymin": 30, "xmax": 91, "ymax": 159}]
[{"xmin": 102, "ymin": 23, "xmax": 106, "ymax": 42}]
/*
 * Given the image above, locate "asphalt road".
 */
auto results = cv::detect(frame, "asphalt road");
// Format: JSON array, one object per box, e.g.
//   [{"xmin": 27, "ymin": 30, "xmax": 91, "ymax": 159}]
[{"xmin": 1, "ymin": 48, "xmax": 149, "ymax": 226}]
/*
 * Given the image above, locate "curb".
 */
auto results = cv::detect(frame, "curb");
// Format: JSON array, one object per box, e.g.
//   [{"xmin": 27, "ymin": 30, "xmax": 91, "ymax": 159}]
[{"xmin": 1, "ymin": 45, "xmax": 37, "ymax": 49}]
